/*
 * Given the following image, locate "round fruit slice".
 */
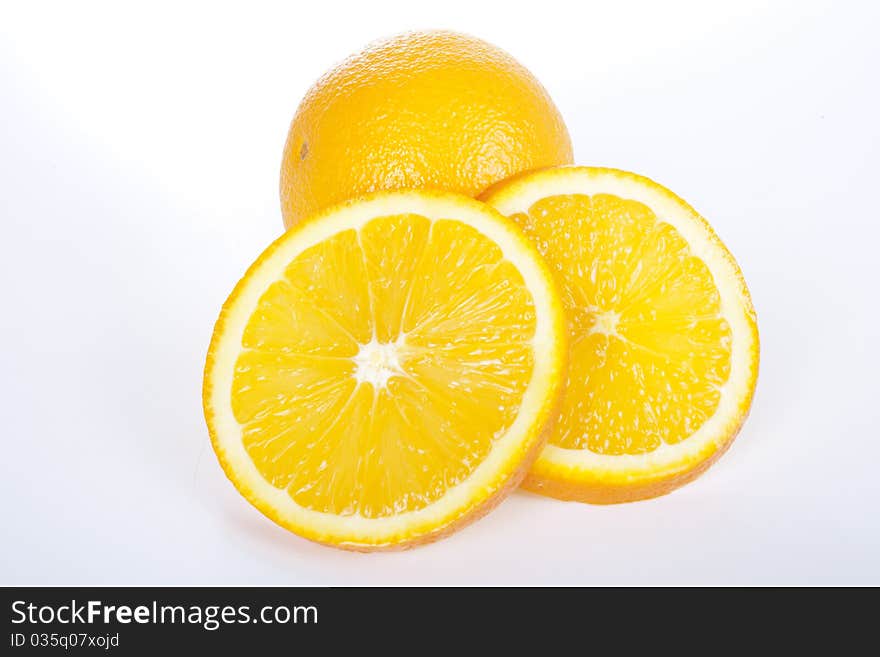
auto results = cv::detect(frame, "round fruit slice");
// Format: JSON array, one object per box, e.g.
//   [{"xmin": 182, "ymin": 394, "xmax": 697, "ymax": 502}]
[
  {"xmin": 203, "ymin": 191, "xmax": 566, "ymax": 549},
  {"xmin": 484, "ymin": 167, "xmax": 759, "ymax": 504}
]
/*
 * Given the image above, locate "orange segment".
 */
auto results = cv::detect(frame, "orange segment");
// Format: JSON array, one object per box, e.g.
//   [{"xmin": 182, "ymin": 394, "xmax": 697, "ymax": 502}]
[
  {"xmin": 282, "ymin": 229, "xmax": 373, "ymax": 344},
  {"xmin": 240, "ymin": 280, "xmax": 358, "ymax": 356},
  {"xmin": 359, "ymin": 214, "xmax": 431, "ymax": 343}
]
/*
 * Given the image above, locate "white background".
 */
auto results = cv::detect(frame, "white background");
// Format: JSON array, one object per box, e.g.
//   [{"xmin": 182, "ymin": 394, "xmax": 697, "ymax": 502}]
[{"xmin": 2, "ymin": 0, "xmax": 878, "ymax": 585}]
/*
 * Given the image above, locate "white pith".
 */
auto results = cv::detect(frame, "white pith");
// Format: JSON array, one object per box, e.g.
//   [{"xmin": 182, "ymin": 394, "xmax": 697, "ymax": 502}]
[
  {"xmin": 487, "ymin": 167, "xmax": 758, "ymax": 481},
  {"xmin": 206, "ymin": 192, "xmax": 564, "ymax": 546},
  {"xmin": 589, "ymin": 310, "xmax": 621, "ymax": 337},
  {"xmin": 352, "ymin": 336, "xmax": 407, "ymax": 389}
]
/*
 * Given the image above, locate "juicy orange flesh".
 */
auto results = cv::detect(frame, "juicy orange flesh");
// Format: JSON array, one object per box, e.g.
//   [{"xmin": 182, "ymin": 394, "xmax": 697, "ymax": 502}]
[
  {"xmin": 510, "ymin": 194, "xmax": 730, "ymax": 456},
  {"xmin": 232, "ymin": 214, "xmax": 536, "ymax": 518}
]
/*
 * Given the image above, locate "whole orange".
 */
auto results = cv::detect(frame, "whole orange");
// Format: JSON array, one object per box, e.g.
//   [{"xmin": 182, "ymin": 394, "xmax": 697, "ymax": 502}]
[{"xmin": 280, "ymin": 31, "xmax": 573, "ymax": 228}]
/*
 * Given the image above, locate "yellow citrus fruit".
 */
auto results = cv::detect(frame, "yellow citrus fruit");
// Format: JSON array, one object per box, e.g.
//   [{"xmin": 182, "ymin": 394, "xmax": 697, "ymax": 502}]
[
  {"xmin": 484, "ymin": 167, "xmax": 759, "ymax": 504},
  {"xmin": 280, "ymin": 30, "xmax": 573, "ymax": 228},
  {"xmin": 204, "ymin": 190, "xmax": 566, "ymax": 549}
]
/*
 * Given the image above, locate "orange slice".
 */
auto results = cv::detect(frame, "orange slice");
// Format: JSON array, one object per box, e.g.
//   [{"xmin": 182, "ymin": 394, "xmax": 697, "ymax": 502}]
[
  {"xmin": 203, "ymin": 191, "xmax": 566, "ymax": 549},
  {"xmin": 484, "ymin": 167, "xmax": 759, "ymax": 503}
]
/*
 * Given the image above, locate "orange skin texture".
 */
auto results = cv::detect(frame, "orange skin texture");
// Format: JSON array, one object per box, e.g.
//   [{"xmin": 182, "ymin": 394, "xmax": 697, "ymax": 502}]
[{"xmin": 280, "ymin": 31, "xmax": 573, "ymax": 228}]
